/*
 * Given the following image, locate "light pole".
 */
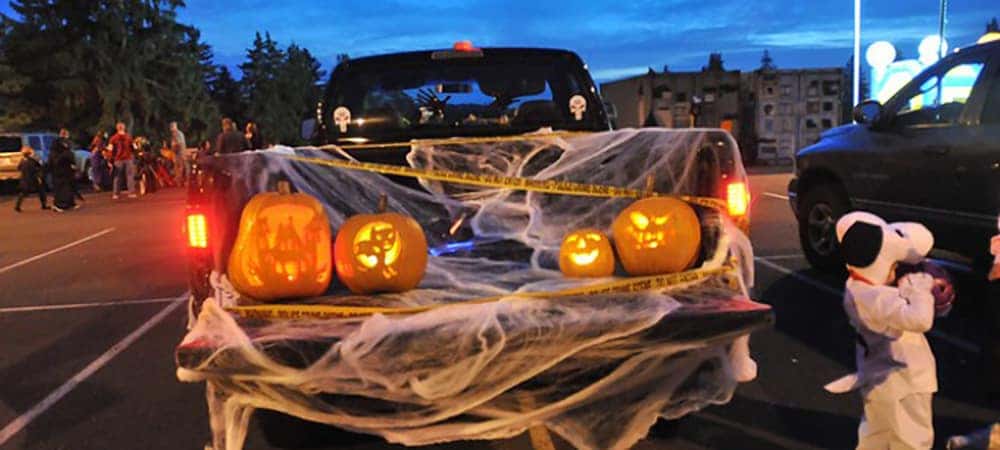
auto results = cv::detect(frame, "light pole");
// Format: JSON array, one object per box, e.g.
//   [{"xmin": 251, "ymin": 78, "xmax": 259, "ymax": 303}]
[{"xmin": 853, "ymin": 0, "xmax": 861, "ymax": 109}]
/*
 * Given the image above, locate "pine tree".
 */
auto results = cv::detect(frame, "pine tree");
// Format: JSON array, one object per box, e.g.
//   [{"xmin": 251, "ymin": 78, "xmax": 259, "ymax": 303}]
[
  {"xmin": 240, "ymin": 32, "xmax": 284, "ymax": 137},
  {"xmin": 208, "ymin": 66, "xmax": 245, "ymax": 127},
  {"xmin": 239, "ymin": 34, "xmax": 324, "ymax": 145},
  {"xmin": 0, "ymin": 0, "xmax": 218, "ymax": 142}
]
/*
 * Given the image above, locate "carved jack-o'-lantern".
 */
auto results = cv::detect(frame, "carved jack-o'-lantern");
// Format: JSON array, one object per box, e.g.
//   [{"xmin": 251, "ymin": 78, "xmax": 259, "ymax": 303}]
[
  {"xmin": 559, "ymin": 229, "xmax": 615, "ymax": 277},
  {"xmin": 228, "ymin": 182, "xmax": 332, "ymax": 300},
  {"xmin": 334, "ymin": 195, "xmax": 428, "ymax": 294},
  {"xmin": 612, "ymin": 196, "xmax": 701, "ymax": 276}
]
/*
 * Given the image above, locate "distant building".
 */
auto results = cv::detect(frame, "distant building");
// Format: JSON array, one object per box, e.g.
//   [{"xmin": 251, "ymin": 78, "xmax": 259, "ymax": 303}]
[
  {"xmin": 599, "ymin": 52, "xmax": 845, "ymax": 165},
  {"xmin": 745, "ymin": 66, "xmax": 844, "ymax": 164},
  {"xmin": 600, "ymin": 53, "xmax": 743, "ymax": 141}
]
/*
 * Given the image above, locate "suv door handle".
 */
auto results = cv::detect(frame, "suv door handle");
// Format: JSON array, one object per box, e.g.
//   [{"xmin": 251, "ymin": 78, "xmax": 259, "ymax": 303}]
[{"xmin": 922, "ymin": 147, "xmax": 950, "ymax": 156}]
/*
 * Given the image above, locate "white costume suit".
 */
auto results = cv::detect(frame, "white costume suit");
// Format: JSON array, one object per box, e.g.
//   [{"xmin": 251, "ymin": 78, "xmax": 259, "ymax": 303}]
[{"xmin": 826, "ymin": 212, "xmax": 938, "ymax": 450}]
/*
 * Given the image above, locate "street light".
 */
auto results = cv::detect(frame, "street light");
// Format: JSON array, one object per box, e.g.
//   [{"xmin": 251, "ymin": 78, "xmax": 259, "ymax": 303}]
[{"xmin": 853, "ymin": 0, "xmax": 861, "ymax": 109}]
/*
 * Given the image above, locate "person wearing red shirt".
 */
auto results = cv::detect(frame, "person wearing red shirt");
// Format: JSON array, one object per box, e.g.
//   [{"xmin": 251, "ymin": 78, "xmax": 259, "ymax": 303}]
[{"xmin": 107, "ymin": 122, "xmax": 136, "ymax": 199}]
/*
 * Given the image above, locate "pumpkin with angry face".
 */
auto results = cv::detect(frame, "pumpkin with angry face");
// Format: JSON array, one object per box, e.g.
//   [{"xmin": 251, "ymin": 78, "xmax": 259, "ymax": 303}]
[
  {"xmin": 559, "ymin": 229, "xmax": 615, "ymax": 277},
  {"xmin": 611, "ymin": 197, "xmax": 701, "ymax": 276},
  {"xmin": 334, "ymin": 196, "xmax": 428, "ymax": 294}
]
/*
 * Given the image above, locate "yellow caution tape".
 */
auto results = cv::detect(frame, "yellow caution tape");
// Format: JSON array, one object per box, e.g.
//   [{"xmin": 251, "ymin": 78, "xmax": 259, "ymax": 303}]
[
  {"xmin": 225, "ymin": 262, "xmax": 738, "ymax": 320},
  {"xmin": 319, "ymin": 131, "xmax": 595, "ymax": 151},
  {"xmin": 283, "ymin": 155, "xmax": 728, "ymax": 211}
]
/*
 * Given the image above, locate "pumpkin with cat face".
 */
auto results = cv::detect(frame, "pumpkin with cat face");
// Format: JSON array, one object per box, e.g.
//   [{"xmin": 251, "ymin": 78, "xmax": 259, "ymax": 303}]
[{"xmin": 334, "ymin": 196, "xmax": 428, "ymax": 294}]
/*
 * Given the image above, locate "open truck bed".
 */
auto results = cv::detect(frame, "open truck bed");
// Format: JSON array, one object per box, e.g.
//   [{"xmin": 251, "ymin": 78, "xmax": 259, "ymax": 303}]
[{"xmin": 178, "ymin": 129, "xmax": 769, "ymax": 450}]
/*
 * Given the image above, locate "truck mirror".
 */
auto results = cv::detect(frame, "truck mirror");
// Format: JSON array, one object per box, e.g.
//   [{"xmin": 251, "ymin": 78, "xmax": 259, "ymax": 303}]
[
  {"xmin": 853, "ymin": 100, "xmax": 884, "ymax": 125},
  {"xmin": 301, "ymin": 118, "xmax": 316, "ymax": 142}
]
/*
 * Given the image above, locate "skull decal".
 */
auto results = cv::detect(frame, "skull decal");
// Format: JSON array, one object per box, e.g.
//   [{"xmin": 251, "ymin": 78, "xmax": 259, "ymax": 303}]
[
  {"xmin": 569, "ymin": 95, "xmax": 587, "ymax": 121},
  {"xmin": 333, "ymin": 106, "xmax": 351, "ymax": 133}
]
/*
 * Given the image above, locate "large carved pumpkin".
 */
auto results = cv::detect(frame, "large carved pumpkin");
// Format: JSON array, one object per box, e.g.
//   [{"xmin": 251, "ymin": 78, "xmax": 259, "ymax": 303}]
[
  {"xmin": 334, "ymin": 196, "xmax": 428, "ymax": 294},
  {"xmin": 559, "ymin": 228, "xmax": 615, "ymax": 278},
  {"xmin": 228, "ymin": 182, "xmax": 333, "ymax": 300},
  {"xmin": 612, "ymin": 196, "xmax": 701, "ymax": 276}
]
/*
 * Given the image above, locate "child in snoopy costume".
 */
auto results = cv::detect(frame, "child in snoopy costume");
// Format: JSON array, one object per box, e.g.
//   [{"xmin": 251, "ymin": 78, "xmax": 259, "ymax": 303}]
[{"xmin": 825, "ymin": 211, "xmax": 938, "ymax": 449}]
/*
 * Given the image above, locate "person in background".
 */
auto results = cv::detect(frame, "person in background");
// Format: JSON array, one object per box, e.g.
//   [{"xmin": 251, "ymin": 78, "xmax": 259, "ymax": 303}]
[
  {"xmin": 57, "ymin": 128, "xmax": 84, "ymax": 203},
  {"xmin": 244, "ymin": 121, "xmax": 263, "ymax": 150},
  {"xmin": 197, "ymin": 139, "xmax": 212, "ymax": 158},
  {"xmin": 48, "ymin": 133, "xmax": 78, "ymax": 211},
  {"xmin": 169, "ymin": 121, "xmax": 189, "ymax": 184},
  {"xmin": 215, "ymin": 117, "xmax": 244, "ymax": 154},
  {"xmin": 108, "ymin": 122, "xmax": 136, "ymax": 199},
  {"xmin": 944, "ymin": 230, "xmax": 1000, "ymax": 449},
  {"xmin": 13, "ymin": 146, "xmax": 48, "ymax": 212},
  {"xmin": 88, "ymin": 131, "xmax": 110, "ymax": 191}
]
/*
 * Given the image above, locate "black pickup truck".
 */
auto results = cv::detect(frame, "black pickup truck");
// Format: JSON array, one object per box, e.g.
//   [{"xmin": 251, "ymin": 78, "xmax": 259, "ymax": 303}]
[
  {"xmin": 179, "ymin": 44, "xmax": 768, "ymax": 450},
  {"xmin": 789, "ymin": 39, "xmax": 1000, "ymax": 271}
]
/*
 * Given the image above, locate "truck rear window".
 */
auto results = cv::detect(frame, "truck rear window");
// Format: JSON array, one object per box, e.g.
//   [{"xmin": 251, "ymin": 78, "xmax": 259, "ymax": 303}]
[
  {"xmin": 328, "ymin": 55, "xmax": 600, "ymax": 141},
  {"xmin": 0, "ymin": 137, "xmax": 21, "ymax": 152}
]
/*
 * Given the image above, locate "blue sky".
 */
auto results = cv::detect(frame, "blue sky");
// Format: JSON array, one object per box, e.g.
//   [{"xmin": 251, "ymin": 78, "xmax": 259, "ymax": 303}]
[{"xmin": 3, "ymin": 1, "xmax": 998, "ymax": 81}]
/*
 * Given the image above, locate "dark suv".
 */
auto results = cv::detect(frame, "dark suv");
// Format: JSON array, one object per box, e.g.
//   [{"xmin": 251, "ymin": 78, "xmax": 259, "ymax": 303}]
[{"xmin": 789, "ymin": 40, "xmax": 1000, "ymax": 271}]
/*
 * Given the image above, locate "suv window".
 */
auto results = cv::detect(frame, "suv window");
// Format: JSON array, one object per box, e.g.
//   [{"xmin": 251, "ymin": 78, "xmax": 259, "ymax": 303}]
[
  {"xmin": 0, "ymin": 137, "xmax": 21, "ymax": 152},
  {"xmin": 893, "ymin": 59, "xmax": 986, "ymax": 127},
  {"xmin": 41, "ymin": 135, "xmax": 56, "ymax": 151},
  {"xmin": 983, "ymin": 65, "xmax": 1000, "ymax": 125}
]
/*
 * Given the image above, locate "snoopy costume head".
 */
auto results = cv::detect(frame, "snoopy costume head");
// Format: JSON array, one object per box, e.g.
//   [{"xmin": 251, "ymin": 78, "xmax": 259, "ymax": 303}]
[{"xmin": 835, "ymin": 212, "xmax": 934, "ymax": 284}]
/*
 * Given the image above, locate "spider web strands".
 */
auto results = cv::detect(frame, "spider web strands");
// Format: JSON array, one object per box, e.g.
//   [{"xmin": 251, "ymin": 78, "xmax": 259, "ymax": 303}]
[
  {"xmin": 224, "ymin": 260, "xmax": 739, "ymax": 320},
  {"xmin": 316, "ymin": 131, "xmax": 596, "ymax": 151},
  {"xmin": 281, "ymin": 155, "xmax": 728, "ymax": 212}
]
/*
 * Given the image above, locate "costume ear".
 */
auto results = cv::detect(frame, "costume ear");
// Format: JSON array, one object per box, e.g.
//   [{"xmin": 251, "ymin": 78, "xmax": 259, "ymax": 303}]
[{"xmin": 840, "ymin": 221, "xmax": 883, "ymax": 268}]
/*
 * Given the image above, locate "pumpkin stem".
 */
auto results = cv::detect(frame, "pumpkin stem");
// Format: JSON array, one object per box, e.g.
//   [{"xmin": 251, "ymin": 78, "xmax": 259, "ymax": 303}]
[
  {"xmin": 377, "ymin": 193, "xmax": 388, "ymax": 213},
  {"xmin": 277, "ymin": 180, "xmax": 292, "ymax": 195},
  {"xmin": 643, "ymin": 174, "xmax": 656, "ymax": 197}
]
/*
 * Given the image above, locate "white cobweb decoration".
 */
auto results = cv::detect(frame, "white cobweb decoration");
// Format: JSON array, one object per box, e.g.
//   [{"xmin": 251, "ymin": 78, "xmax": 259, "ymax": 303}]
[{"xmin": 177, "ymin": 128, "xmax": 769, "ymax": 450}]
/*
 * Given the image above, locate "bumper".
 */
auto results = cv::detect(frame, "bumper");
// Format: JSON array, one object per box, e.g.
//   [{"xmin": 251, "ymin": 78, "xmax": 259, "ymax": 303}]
[{"xmin": 787, "ymin": 177, "xmax": 799, "ymax": 217}]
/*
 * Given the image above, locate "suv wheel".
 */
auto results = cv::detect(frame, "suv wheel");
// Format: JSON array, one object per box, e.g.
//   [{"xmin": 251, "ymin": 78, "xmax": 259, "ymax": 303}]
[{"xmin": 798, "ymin": 183, "xmax": 849, "ymax": 272}]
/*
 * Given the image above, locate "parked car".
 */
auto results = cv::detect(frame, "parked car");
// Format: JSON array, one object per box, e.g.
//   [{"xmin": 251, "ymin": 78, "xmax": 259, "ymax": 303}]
[
  {"xmin": 789, "ymin": 39, "xmax": 1000, "ymax": 271},
  {"xmin": 0, "ymin": 131, "xmax": 92, "ymax": 183}
]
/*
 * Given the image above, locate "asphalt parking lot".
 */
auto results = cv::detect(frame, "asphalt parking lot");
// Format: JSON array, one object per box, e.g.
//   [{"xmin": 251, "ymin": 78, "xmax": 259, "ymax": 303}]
[{"xmin": 0, "ymin": 172, "xmax": 996, "ymax": 450}]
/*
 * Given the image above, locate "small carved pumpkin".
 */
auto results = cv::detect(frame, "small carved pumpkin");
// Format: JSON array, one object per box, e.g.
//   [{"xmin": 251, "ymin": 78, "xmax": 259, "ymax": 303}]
[
  {"xmin": 228, "ymin": 182, "xmax": 333, "ymax": 300},
  {"xmin": 334, "ymin": 195, "xmax": 428, "ymax": 294},
  {"xmin": 559, "ymin": 229, "xmax": 615, "ymax": 277},
  {"xmin": 612, "ymin": 196, "xmax": 701, "ymax": 276}
]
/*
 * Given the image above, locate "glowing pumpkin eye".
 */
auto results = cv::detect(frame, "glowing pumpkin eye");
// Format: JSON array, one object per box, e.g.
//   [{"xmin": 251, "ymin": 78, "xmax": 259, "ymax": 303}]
[
  {"xmin": 630, "ymin": 212, "xmax": 650, "ymax": 230},
  {"xmin": 654, "ymin": 215, "xmax": 669, "ymax": 225},
  {"xmin": 585, "ymin": 233, "xmax": 602, "ymax": 241}
]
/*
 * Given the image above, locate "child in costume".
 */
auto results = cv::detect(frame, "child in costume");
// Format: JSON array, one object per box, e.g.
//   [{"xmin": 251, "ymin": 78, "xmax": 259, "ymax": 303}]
[{"xmin": 826, "ymin": 212, "xmax": 938, "ymax": 449}]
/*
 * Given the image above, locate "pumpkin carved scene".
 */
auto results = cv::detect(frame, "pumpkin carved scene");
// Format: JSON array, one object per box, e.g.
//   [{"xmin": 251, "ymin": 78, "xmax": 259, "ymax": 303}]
[
  {"xmin": 227, "ymin": 181, "xmax": 333, "ymax": 301},
  {"xmin": 334, "ymin": 195, "xmax": 428, "ymax": 294},
  {"xmin": 611, "ymin": 196, "xmax": 701, "ymax": 276},
  {"xmin": 558, "ymin": 229, "xmax": 615, "ymax": 278}
]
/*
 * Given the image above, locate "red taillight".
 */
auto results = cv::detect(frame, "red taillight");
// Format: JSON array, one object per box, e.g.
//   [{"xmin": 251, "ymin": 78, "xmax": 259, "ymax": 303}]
[
  {"xmin": 727, "ymin": 182, "xmax": 750, "ymax": 217},
  {"xmin": 453, "ymin": 40, "xmax": 476, "ymax": 52},
  {"xmin": 187, "ymin": 213, "xmax": 208, "ymax": 249}
]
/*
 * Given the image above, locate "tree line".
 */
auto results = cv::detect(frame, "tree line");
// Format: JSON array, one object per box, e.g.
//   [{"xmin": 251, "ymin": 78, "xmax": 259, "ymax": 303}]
[{"xmin": 0, "ymin": 0, "xmax": 325, "ymax": 146}]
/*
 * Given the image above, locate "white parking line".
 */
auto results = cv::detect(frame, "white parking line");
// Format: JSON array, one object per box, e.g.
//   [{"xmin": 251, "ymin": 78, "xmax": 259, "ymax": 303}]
[
  {"xmin": 0, "ymin": 293, "xmax": 186, "ymax": 445},
  {"xmin": 0, "ymin": 296, "xmax": 178, "ymax": 314},
  {"xmin": 695, "ymin": 411, "xmax": 827, "ymax": 450},
  {"xmin": 754, "ymin": 257, "xmax": 981, "ymax": 354},
  {"xmin": 762, "ymin": 192, "xmax": 790, "ymax": 201},
  {"xmin": 758, "ymin": 254, "xmax": 805, "ymax": 261},
  {"xmin": 0, "ymin": 227, "xmax": 115, "ymax": 275}
]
